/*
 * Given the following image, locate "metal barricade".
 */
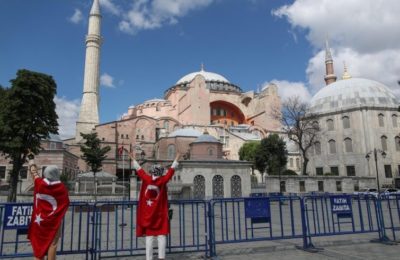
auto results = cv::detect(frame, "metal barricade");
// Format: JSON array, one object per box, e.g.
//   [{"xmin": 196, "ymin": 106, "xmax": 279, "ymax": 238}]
[
  {"xmin": 91, "ymin": 199, "xmax": 209, "ymax": 259},
  {"xmin": 0, "ymin": 201, "xmax": 92, "ymax": 259},
  {"xmin": 378, "ymin": 194, "xmax": 400, "ymax": 242},
  {"xmin": 301, "ymin": 194, "xmax": 381, "ymax": 249},
  {"xmin": 208, "ymin": 196, "xmax": 304, "ymax": 257},
  {"xmin": 0, "ymin": 195, "xmax": 398, "ymax": 259}
]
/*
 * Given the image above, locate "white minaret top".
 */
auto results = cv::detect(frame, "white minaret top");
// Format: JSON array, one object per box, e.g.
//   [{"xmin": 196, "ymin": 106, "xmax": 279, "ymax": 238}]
[
  {"xmin": 76, "ymin": 0, "xmax": 102, "ymax": 141},
  {"xmin": 90, "ymin": 0, "xmax": 100, "ymax": 15}
]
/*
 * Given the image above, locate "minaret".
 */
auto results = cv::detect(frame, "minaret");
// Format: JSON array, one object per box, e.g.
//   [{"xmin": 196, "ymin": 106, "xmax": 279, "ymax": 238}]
[
  {"xmin": 76, "ymin": 0, "xmax": 102, "ymax": 141},
  {"xmin": 324, "ymin": 39, "xmax": 337, "ymax": 85},
  {"xmin": 342, "ymin": 61, "xmax": 352, "ymax": 80}
]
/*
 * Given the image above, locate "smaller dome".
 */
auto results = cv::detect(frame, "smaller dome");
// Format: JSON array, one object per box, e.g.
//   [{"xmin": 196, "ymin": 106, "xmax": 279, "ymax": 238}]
[
  {"xmin": 169, "ymin": 128, "xmax": 202, "ymax": 138},
  {"xmin": 284, "ymin": 138, "xmax": 299, "ymax": 153},
  {"xmin": 176, "ymin": 69, "xmax": 230, "ymax": 84},
  {"xmin": 193, "ymin": 133, "xmax": 221, "ymax": 144}
]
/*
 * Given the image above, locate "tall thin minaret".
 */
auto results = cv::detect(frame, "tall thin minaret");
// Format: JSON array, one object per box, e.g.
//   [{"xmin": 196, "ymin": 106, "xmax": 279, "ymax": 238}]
[
  {"xmin": 76, "ymin": 0, "xmax": 102, "ymax": 141},
  {"xmin": 324, "ymin": 39, "xmax": 337, "ymax": 85}
]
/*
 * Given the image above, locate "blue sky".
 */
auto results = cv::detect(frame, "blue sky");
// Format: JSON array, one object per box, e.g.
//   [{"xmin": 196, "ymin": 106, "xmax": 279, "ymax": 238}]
[{"xmin": 1, "ymin": 0, "xmax": 400, "ymax": 139}]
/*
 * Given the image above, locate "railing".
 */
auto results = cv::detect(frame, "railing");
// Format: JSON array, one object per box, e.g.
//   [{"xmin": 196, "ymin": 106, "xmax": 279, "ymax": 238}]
[{"xmin": 0, "ymin": 194, "xmax": 398, "ymax": 259}]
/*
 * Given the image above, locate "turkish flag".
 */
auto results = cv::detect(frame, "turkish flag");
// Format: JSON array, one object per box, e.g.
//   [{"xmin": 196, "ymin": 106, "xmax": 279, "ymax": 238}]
[
  {"xmin": 136, "ymin": 168, "xmax": 175, "ymax": 236},
  {"xmin": 28, "ymin": 178, "xmax": 70, "ymax": 258},
  {"xmin": 118, "ymin": 145, "xmax": 124, "ymax": 157}
]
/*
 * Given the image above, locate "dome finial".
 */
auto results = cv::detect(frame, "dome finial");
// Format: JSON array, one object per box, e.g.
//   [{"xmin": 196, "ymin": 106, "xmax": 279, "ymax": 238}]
[
  {"xmin": 200, "ymin": 63, "xmax": 205, "ymax": 71},
  {"xmin": 342, "ymin": 61, "xmax": 352, "ymax": 80}
]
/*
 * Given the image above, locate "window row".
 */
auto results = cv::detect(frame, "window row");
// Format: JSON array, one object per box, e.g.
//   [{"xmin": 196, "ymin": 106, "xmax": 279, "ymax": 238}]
[
  {"xmin": 280, "ymin": 180, "xmax": 344, "ymax": 192},
  {"xmin": 193, "ymin": 174, "xmax": 242, "ymax": 199},
  {"xmin": 323, "ymin": 113, "xmax": 398, "ymax": 131},
  {"xmin": 312, "ymin": 136, "xmax": 400, "ymax": 155},
  {"xmin": 315, "ymin": 165, "xmax": 395, "ymax": 178}
]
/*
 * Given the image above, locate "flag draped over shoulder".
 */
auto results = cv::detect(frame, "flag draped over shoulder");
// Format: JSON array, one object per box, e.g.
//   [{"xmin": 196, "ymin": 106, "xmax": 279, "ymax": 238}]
[
  {"xmin": 28, "ymin": 178, "xmax": 70, "ymax": 258},
  {"xmin": 136, "ymin": 168, "xmax": 174, "ymax": 236}
]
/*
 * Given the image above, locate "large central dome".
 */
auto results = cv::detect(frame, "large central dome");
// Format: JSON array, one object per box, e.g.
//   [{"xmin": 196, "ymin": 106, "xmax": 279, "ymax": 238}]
[
  {"xmin": 310, "ymin": 78, "xmax": 398, "ymax": 113},
  {"xmin": 176, "ymin": 68, "xmax": 230, "ymax": 84}
]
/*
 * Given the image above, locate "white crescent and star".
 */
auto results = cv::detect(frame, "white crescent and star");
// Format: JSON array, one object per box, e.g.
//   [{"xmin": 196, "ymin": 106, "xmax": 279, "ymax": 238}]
[
  {"xmin": 144, "ymin": 185, "xmax": 160, "ymax": 207},
  {"xmin": 36, "ymin": 193, "xmax": 58, "ymax": 216},
  {"xmin": 34, "ymin": 214, "xmax": 43, "ymax": 226}
]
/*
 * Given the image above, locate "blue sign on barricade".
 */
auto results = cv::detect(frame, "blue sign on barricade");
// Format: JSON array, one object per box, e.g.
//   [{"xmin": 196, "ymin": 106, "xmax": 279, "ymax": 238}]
[
  {"xmin": 330, "ymin": 195, "xmax": 352, "ymax": 217},
  {"xmin": 3, "ymin": 203, "xmax": 33, "ymax": 230},
  {"xmin": 244, "ymin": 197, "xmax": 270, "ymax": 222}
]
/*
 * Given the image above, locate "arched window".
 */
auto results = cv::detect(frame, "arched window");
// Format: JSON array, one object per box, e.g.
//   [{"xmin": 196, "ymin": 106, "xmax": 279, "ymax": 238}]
[
  {"xmin": 193, "ymin": 175, "xmax": 205, "ymax": 199},
  {"xmin": 344, "ymin": 138, "xmax": 353, "ymax": 152},
  {"xmin": 212, "ymin": 175, "xmax": 224, "ymax": 198},
  {"xmin": 231, "ymin": 175, "xmax": 242, "ymax": 197},
  {"xmin": 296, "ymin": 158, "xmax": 300, "ymax": 168},
  {"xmin": 208, "ymin": 148, "xmax": 214, "ymax": 156},
  {"xmin": 329, "ymin": 140, "xmax": 336, "ymax": 154},
  {"xmin": 314, "ymin": 142, "xmax": 321, "ymax": 155},
  {"xmin": 381, "ymin": 136, "xmax": 388, "ymax": 151},
  {"xmin": 289, "ymin": 158, "xmax": 293, "ymax": 167},
  {"xmin": 342, "ymin": 116, "xmax": 350, "ymax": 129},
  {"xmin": 395, "ymin": 136, "xmax": 400, "ymax": 151},
  {"xmin": 378, "ymin": 114, "xmax": 385, "ymax": 127},
  {"xmin": 392, "ymin": 115, "xmax": 398, "ymax": 127},
  {"xmin": 167, "ymin": 144, "xmax": 176, "ymax": 159},
  {"xmin": 327, "ymin": 119, "xmax": 334, "ymax": 131}
]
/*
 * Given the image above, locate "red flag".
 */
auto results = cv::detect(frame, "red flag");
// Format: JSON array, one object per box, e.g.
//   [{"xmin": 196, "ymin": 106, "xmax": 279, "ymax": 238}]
[
  {"xmin": 136, "ymin": 168, "xmax": 175, "ymax": 237},
  {"xmin": 118, "ymin": 145, "xmax": 124, "ymax": 157},
  {"xmin": 28, "ymin": 178, "xmax": 70, "ymax": 258}
]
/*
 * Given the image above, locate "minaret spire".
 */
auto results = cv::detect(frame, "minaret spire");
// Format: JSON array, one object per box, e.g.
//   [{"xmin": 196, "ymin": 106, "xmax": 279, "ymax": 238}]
[
  {"xmin": 76, "ymin": 0, "xmax": 102, "ymax": 141},
  {"xmin": 324, "ymin": 39, "xmax": 337, "ymax": 86},
  {"xmin": 342, "ymin": 61, "xmax": 352, "ymax": 80}
]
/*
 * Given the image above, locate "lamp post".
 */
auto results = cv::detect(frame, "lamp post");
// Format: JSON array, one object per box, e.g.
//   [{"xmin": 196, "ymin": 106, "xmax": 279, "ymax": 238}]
[{"xmin": 366, "ymin": 148, "xmax": 386, "ymax": 194}]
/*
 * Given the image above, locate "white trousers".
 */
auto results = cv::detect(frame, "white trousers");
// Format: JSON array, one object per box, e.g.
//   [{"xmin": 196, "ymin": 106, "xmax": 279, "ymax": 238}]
[{"xmin": 146, "ymin": 235, "xmax": 166, "ymax": 260}]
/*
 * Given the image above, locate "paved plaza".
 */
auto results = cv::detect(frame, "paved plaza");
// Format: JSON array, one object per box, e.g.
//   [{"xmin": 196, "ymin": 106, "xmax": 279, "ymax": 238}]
[{"xmin": 52, "ymin": 234, "xmax": 399, "ymax": 260}]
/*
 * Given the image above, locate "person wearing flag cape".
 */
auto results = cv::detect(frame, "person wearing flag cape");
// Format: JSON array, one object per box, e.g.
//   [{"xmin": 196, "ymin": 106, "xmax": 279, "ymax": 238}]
[
  {"xmin": 130, "ymin": 152, "xmax": 180, "ymax": 260},
  {"xmin": 27, "ymin": 152, "xmax": 70, "ymax": 260}
]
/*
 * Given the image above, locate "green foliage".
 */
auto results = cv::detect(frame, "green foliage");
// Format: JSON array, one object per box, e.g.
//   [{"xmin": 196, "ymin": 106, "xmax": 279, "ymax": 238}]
[
  {"xmin": 324, "ymin": 172, "xmax": 338, "ymax": 176},
  {"xmin": 238, "ymin": 141, "xmax": 260, "ymax": 161},
  {"xmin": 258, "ymin": 134, "xmax": 288, "ymax": 176},
  {"xmin": 80, "ymin": 132, "xmax": 111, "ymax": 174},
  {"xmin": 281, "ymin": 169, "xmax": 298, "ymax": 176},
  {"xmin": 239, "ymin": 141, "xmax": 263, "ymax": 178},
  {"xmin": 0, "ymin": 70, "xmax": 59, "ymax": 201}
]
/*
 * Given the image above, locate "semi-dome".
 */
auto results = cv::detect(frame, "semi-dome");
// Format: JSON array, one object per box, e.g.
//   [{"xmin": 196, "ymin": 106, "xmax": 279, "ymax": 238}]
[
  {"xmin": 169, "ymin": 128, "xmax": 202, "ymax": 138},
  {"xmin": 310, "ymin": 78, "xmax": 398, "ymax": 113},
  {"xmin": 176, "ymin": 69, "xmax": 230, "ymax": 84}
]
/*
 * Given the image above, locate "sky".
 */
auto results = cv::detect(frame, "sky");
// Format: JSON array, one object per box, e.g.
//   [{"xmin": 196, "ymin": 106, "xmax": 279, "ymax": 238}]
[{"xmin": 1, "ymin": 0, "xmax": 400, "ymax": 139}]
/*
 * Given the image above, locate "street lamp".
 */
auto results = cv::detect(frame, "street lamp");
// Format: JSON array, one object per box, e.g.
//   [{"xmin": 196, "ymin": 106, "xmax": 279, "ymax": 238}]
[{"xmin": 366, "ymin": 148, "xmax": 387, "ymax": 193}]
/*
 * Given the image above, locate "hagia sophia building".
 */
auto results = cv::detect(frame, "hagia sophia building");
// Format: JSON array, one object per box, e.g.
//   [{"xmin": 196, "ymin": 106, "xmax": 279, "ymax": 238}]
[{"xmin": 1, "ymin": 0, "xmax": 399, "ymax": 198}]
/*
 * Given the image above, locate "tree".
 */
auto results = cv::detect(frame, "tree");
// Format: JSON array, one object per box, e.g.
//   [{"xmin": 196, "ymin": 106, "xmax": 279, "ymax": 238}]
[
  {"xmin": 258, "ymin": 134, "xmax": 288, "ymax": 176},
  {"xmin": 238, "ymin": 141, "xmax": 260, "ymax": 174},
  {"xmin": 0, "ymin": 70, "xmax": 59, "ymax": 202},
  {"xmin": 80, "ymin": 132, "xmax": 111, "ymax": 199},
  {"xmin": 273, "ymin": 96, "xmax": 320, "ymax": 175}
]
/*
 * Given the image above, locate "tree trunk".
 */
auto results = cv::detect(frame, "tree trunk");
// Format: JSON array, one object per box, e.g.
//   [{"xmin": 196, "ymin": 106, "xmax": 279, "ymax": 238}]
[
  {"xmin": 302, "ymin": 157, "xmax": 309, "ymax": 175},
  {"xmin": 8, "ymin": 157, "xmax": 22, "ymax": 202}
]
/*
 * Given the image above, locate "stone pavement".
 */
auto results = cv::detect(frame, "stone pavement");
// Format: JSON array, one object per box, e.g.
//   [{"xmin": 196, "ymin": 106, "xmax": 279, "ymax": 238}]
[{"xmin": 52, "ymin": 233, "xmax": 399, "ymax": 260}]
